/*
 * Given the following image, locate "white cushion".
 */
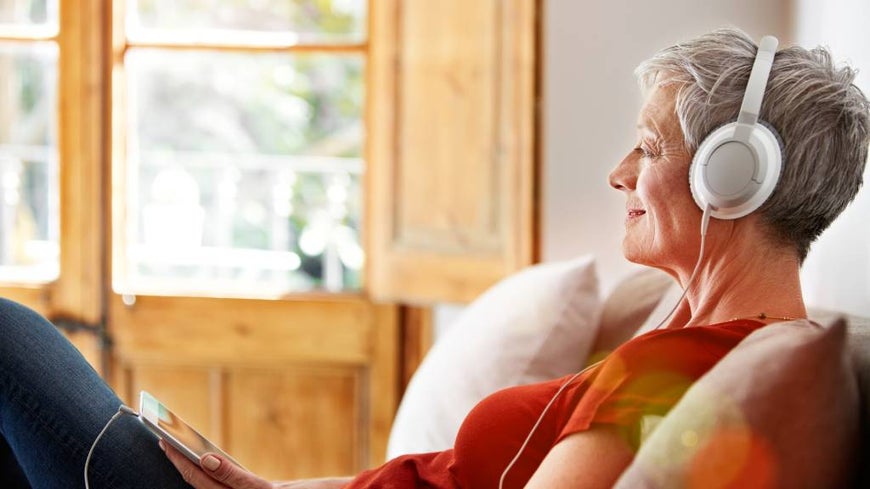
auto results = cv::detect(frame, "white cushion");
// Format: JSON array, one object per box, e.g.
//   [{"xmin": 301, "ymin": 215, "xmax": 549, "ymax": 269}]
[{"xmin": 386, "ymin": 256, "xmax": 601, "ymax": 459}]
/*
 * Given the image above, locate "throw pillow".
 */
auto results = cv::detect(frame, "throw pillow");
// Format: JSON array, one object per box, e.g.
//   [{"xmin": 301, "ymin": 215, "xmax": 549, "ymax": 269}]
[
  {"xmin": 615, "ymin": 318, "xmax": 860, "ymax": 489},
  {"xmin": 386, "ymin": 256, "xmax": 600, "ymax": 459}
]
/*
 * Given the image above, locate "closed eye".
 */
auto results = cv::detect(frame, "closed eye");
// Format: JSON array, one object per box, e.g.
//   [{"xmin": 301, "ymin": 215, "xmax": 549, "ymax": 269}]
[{"xmin": 634, "ymin": 147, "xmax": 656, "ymax": 158}]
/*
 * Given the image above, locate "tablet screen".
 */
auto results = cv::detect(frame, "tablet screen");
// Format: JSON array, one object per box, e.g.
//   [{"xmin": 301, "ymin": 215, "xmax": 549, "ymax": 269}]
[{"xmin": 140, "ymin": 391, "xmax": 239, "ymax": 466}]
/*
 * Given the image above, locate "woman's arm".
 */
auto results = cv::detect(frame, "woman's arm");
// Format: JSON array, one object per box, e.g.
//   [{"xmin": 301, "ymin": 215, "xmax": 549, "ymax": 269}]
[{"xmin": 523, "ymin": 425, "xmax": 633, "ymax": 488}]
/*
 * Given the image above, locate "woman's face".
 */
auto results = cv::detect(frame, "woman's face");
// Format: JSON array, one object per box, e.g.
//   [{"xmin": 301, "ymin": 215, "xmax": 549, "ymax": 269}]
[{"xmin": 609, "ymin": 85, "xmax": 701, "ymax": 270}]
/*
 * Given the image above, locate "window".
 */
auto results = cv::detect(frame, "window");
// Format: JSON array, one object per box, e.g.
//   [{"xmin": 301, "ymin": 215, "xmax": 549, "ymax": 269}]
[
  {"xmin": 0, "ymin": 1, "xmax": 59, "ymax": 285},
  {"xmin": 0, "ymin": 1, "xmax": 369, "ymax": 302},
  {"xmin": 116, "ymin": 1, "xmax": 367, "ymax": 297}
]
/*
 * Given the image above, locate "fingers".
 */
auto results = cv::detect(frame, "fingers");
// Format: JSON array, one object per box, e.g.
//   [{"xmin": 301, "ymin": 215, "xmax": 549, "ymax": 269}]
[
  {"xmin": 199, "ymin": 452, "xmax": 272, "ymax": 489},
  {"xmin": 159, "ymin": 438, "xmax": 272, "ymax": 489},
  {"xmin": 160, "ymin": 440, "xmax": 226, "ymax": 489}
]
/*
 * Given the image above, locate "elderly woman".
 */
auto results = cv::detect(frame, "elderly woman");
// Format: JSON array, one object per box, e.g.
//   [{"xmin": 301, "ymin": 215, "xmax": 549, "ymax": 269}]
[{"xmin": 1, "ymin": 28, "xmax": 868, "ymax": 489}]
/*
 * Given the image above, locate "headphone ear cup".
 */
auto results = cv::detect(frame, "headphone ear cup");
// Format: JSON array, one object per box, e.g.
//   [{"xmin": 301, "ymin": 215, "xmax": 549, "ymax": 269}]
[{"xmin": 690, "ymin": 121, "xmax": 784, "ymax": 220}]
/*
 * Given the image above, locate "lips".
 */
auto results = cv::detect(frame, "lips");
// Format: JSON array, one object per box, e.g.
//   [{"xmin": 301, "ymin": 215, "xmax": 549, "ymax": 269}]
[{"xmin": 627, "ymin": 209, "xmax": 646, "ymax": 218}]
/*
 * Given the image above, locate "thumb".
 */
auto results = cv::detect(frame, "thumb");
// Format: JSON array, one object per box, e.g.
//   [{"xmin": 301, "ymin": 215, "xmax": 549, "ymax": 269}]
[{"xmin": 201, "ymin": 453, "xmax": 270, "ymax": 489}]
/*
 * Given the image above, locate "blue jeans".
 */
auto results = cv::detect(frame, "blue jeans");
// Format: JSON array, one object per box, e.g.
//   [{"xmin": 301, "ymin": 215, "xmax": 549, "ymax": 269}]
[{"xmin": 0, "ymin": 298, "xmax": 190, "ymax": 488}]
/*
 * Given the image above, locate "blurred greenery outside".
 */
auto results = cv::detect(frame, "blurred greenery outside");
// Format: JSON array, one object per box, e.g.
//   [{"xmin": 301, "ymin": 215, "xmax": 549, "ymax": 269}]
[{"xmin": 0, "ymin": 0, "xmax": 368, "ymax": 294}]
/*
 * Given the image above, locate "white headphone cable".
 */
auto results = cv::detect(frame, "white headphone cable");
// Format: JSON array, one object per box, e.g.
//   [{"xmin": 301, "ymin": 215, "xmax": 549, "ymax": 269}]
[
  {"xmin": 84, "ymin": 404, "xmax": 138, "ymax": 489},
  {"xmin": 498, "ymin": 204, "xmax": 713, "ymax": 488}
]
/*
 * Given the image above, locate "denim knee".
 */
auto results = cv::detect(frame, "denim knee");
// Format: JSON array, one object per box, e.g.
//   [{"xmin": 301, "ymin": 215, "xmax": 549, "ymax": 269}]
[{"xmin": 0, "ymin": 297, "xmax": 69, "ymax": 373}]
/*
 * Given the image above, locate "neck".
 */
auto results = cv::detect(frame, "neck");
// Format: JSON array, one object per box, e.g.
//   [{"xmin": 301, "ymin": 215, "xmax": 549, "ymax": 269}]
[{"xmin": 664, "ymin": 221, "xmax": 807, "ymax": 328}]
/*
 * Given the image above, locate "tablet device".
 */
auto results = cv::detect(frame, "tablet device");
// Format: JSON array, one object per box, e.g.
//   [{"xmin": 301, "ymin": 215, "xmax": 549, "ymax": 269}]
[{"xmin": 138, "ymin": 390, "xmax": 244, "ymax": 469}]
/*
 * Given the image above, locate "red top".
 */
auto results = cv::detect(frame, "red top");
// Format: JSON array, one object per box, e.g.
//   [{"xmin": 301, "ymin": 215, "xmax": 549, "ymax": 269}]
[{"xmin": 345, "ymin": 320, "xmax": 765, "ymax": 489}]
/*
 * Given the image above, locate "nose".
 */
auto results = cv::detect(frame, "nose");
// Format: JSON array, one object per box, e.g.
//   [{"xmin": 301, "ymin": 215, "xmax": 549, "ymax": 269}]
[{"xmin": 609, "ymin": 152, "xmax": 638, "ymax": 192}]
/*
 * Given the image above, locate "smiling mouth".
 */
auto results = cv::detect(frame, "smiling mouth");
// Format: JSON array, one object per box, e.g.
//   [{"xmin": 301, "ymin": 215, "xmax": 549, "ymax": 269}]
[{"xmin": 627, "ymin": 209, "xmax": 646, "ymax": 218}]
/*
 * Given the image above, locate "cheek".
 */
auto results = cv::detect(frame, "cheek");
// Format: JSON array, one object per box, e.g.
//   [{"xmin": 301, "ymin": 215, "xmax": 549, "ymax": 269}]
[
  {"xmin": 635, "ymin": 171, "xmax": 671, "ymax": 226},
  {"xmin": 636, "ymin": 166, "xmax": 698, "ymax": 238}
]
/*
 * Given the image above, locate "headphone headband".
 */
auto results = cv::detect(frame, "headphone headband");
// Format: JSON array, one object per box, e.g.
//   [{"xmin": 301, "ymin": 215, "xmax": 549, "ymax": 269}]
[{"xmin": 735, "ymin": 36, "xmax": 778, "ymax": 142}]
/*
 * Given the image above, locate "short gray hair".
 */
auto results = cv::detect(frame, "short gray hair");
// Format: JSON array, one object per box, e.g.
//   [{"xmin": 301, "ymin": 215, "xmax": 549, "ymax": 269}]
[{"xmin": 635, "ymin": 28, "xmax": 870, "ymax": 262}]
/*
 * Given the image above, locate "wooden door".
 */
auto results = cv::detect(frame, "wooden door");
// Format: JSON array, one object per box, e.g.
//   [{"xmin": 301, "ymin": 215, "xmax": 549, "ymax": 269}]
[
  {"xmin": 109, "ymin": 296, "xmax": 398, "ymax": 480},
  {"xmin": 106, "ymin": 0, "xmax": 399, "ymax": 480}
]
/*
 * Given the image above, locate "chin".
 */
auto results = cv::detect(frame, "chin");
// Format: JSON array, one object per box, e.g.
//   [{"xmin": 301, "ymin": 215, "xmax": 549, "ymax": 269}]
[
  {"xmin": 622, "ymin": 241, "xmax": 661, "ymax": 268},
  {"xmin": 621, "ymin": 242, "xmax": 647, "ymax": 265}
]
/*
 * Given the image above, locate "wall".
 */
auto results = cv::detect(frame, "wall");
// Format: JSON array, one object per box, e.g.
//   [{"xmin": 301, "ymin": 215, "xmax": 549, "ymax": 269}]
[
  {"xmin": 541, "ymin": 0, "xmax": 870, "ymax": 317},
  {"xmin": 794, "ymin": 0, "xmax": 870, "ymax": 317}
]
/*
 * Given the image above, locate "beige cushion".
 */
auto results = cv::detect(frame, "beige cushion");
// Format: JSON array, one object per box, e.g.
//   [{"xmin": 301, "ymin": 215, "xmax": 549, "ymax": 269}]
[
  {"xmin": 386, "ymin": 256, "xmax": 601, "ymax": 459},
  {"xmin": 615, "ymin": 318, "xmax": 860, "ymax": 489}
]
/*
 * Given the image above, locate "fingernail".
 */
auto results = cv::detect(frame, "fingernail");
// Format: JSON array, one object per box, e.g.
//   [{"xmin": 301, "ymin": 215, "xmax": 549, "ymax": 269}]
[
  {"xmin": 202, "ymin": 454, "xmax": 221, "ymax": 471},
  {"xmin": 158, "ymin": 440, "xmax": 166, "ymax": 451}
]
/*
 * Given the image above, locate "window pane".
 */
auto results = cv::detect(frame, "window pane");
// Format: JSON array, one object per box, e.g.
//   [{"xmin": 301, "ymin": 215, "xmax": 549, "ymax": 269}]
[
  {"xmin": 119, "ymin": 49, "xmax": 364, "ymax": 296},
  {"xmin": 0, "ymin": 0, "xmax": 56, "ymax": 27},
  {"xmin": 0, "ymin": 41, "xmax": 58, "ymax": 283},
  {"xmin": 128, "ymin": 0, "xmax": 366, "ymax": 43}
]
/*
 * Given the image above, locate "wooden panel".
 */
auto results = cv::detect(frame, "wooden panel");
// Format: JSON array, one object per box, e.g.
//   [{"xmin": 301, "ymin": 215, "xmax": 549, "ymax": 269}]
[
  {"xmin": 109, "ymin": 295, "xmax": 377, "ymax": 366},
  {"xmin": 368, "ymin": 0, "xmax": 538, "ymax": 304},
  {"xmin": 399, "ymin": 306, "xmax": 433, "ymax": 392},
  {"xmin": 226, "ymin": 368, "xmax": 359, "ymax": 480},
  {"xmin": 366, "ymin": 304, "xmax": 400, "ymax": 467},
  {"xmin": 109, "ymin": 297, "xmax": 400, "ymax": 478},
  {"xmin": 56, "ymin": 0, "xmax": 105, "ymax": 324},
  {"xmin": 396, "ymin": 1, "xmax": 500, "ymax": 250},
  {"xmin": 372, "ymin": 253, "xmax": 507, "ymax": 305}
]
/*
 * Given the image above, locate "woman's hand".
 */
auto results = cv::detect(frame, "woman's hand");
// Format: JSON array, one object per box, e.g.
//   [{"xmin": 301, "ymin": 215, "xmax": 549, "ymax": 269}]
[
  {"xmin": 160, "ymin": 440, "xmax": 273, "ymax": 489},
  {"xmin": 161, "ymin": 441, "xmax": 351, "ymax": 489}
]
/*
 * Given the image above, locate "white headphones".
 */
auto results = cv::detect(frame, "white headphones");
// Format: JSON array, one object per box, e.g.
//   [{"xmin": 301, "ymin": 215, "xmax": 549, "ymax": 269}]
[{"xmin": 689, "ymin": 35, "xmax": 783, "ymax": 220}]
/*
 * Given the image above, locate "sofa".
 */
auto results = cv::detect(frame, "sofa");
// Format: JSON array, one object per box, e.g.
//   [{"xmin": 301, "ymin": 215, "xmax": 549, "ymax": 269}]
[
  {"xmin": 600, "ymin": 268, "xmax": 870, "ymax": 488},
  {"xmin": 387, "ymin": 258, "xmax": 870, "ymax": 488}
]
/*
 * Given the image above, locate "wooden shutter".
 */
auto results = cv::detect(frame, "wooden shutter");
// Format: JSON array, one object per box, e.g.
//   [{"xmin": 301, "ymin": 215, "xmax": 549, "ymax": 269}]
[{"xmin": 368, "ymin": 0, "xmax": 539, "ymax": 304}]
